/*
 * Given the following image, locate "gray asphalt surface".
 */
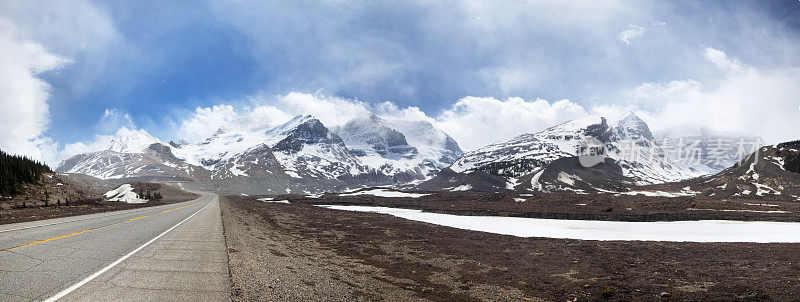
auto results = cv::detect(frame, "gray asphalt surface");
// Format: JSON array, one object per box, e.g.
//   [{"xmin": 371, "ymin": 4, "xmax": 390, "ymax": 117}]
[{"xmin": 0, "ymin": 192, "xmax": 230, "ymax": 301}]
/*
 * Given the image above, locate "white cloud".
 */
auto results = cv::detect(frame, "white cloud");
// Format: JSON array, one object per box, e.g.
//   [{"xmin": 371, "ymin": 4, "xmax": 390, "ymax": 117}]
[
  {"xmin": 0, "ymin": 21, "xmax": 70, "ymax": 164},
  {"xmin": 95, "ymin": 108, "xmax": 136, "ymax": 134},
  {"xmin": 433, "ymin": 97, "xmax": 589, "ymax": 150},
  {"xmin": 0, "ymin": 1, "xmax": 119, "ymax": 166},
  {"xmin": 703, "ymin": 47, "xmax": 743, "ymax": 73},
  {"xmin": 174, "ymin": 94, "xmax": 591, "ymax": 151},
  {"xmin": 617, "ymin": 22, "xmax": 666, "ymax": 45},
  {"xmin": 629, "ymin": 48, "xmax": 800, "ymax": 144},
  {"xmin": 175, "ymin": 92, "xmax": 371, "ymax": 143},
  {"xmin": 618, "ymin": 24, "xmax": 645, "ymax": 45},
  {"xmin": 271, "ymin": 92, "xmax": 371, "ymax": 127}
]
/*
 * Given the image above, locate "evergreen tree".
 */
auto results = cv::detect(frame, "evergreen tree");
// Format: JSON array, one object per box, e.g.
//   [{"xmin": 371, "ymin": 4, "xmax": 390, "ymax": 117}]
[{"xmin": 0, "ymin": 149, "xmax": 52, "ymax": 196}]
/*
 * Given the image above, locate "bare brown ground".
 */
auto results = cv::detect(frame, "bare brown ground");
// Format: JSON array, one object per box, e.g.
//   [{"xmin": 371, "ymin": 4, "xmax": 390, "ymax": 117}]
[{"xmin": 222, "ymin": 195, "xmax": 800, "ymax": 301}]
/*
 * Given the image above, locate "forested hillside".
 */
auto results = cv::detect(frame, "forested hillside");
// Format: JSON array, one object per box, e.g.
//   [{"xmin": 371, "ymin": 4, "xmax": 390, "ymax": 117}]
[{"xmin": 0, "ymin": 150, "xmax": 52, "ymax": 196}]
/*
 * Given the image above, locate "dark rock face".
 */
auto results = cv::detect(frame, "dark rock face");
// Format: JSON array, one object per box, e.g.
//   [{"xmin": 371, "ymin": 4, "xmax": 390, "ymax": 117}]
[
  {"xmin": 273, "ymin": 119, "xmax": 345, "ymax": 153},
  {"xmin": 777, "ymin": 140, "xmax": 800, "ymax": 174},
  {"xmin": 146, "ymin": 143, "xmax": 180, "ymax": 162},
  {"xmin": 532, "ymin": 156, "xmax": 636, "ymax": 192},
  {"xmin": 476, "ymin": 158, "xmax": 548, "ymax": 178},
  {"xmin": 416, "ymin": 168, "xmax": 510, "ymax": 192},
  {"xmin": 584, "ymin": 117, "xmax": 613, "ymax": 142},
  {"xmin": 212, "ymin": 144, "xmax": 285, "ymax": 179}
]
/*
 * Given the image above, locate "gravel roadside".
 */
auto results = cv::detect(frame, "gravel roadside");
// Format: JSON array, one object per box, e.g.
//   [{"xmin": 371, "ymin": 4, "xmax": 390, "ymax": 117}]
[{"xmin": 220, "ymin": 195, "xmax": 427, "ymax": 301}]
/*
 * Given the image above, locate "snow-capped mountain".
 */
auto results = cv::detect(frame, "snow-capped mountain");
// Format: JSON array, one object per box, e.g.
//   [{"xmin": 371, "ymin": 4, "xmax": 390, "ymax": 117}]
[
  {"xmin": 57, "ymin": 127, "xmax": 208, "ymax": 180},
  {"xmin": 104, "ymin": 127, "xmax": 164, "ymax": 153},
  {"xmin": 380, "ymin": 117, "xmax": 463, "ymax": 168},
  {"xmin": 56, "ymin": 142, "xmax": 209, "ymax": 181},
  {"xmin": 333, "ymin": 113, "xmax": 418, "ymax": 158},
  {"xmin": 422, "ymin": 112, "xmax": 705, "ymax": 192},
  {"xmin": 267, "ymin": 115, "xmax": 368, "ymax": 179},
  {"xmin": 614, "ymin": 112, "xmax": 654, "ymax": 141},
  {"xmin": 332, "ymin": 113, "xmax": 463, "ymax": 179},
  {"xmin": 169, "ymin": 115, "xmax": 365, "ymax": 180},
  {"xmin": 654, "ymin": 125, "xmax": 763, "ymax": 173}
]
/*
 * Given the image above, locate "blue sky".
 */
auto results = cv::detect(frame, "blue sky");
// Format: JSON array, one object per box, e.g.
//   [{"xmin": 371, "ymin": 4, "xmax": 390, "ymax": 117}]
[{"xmin": 1, "ymin": 0, "xmax": 799, "ymax": 163}]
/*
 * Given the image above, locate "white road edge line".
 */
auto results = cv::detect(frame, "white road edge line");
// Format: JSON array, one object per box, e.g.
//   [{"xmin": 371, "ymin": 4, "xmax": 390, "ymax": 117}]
[
  {"xmin": 0, "ymin": 198, "xmax": 200, "ymax": 234},
  {"xmin": 43, "ymin": 195, "xmax": 216, "ymax": 302}
]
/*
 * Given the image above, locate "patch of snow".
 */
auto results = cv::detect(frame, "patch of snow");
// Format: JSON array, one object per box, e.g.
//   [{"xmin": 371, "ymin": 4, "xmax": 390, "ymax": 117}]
[
  {"xmin": 103, "ymin": 184, "xmax": 146, "ymax": 204},
  {"xmin": 530, "ymin": 169, "xmax": 545, "ymax": 192},
  {"xmin": 621, "ymin": 190, "xmax": 696, "ymax": 197},
  {"xmin": 240, "ymin": 193, "xmax": 249, "ymax": 196},
  {"xmin": 449, "ymin": 184, "xmax": 473, "ymax": 192},
  {"xmin": 687, "ymin": 208, "xmax": 789, "ymax": 214},
  {"xmin": 741, "ymin": 162, "xmax": 758, "ymax": 180},
  {"xmin": 259, "ymin": 198, "xmax": 290, "ymax": 204},
  {"xmin": 557, "ymin": 172, "xmax": 577, "ymax": 186},
  {"xmin": 56, "ymin": 183, "xmax": 64, "ymax": 186},
  {"xmin": 339, "ymin": 188, "xmax": 430, "ymax": 198},
  {"xmin": 284, "ymin": 170, "xmax": 302, "ymax": 178},
  {"xmin": 506, "ymin": 177, "xmax": 518, "ymax": 190},
  {"xmin": 753, "ymin": 183, "xmax": 780, "ymax": 196},
  {"xmin": 576, "ymin": 203, "xmax": 587, "ymax": 206},
  {"xmin": 319, "ymin": 205, "xmax": 800, "ymax": 243},
  {"xmin": 769, "ymin": 156, "xmax": 786, "ymax": 170},
  {"xmin": 744, "ymin": 203, "xmax": 780, "ymax": 207},
  {"xmin": 513, "ymin": 198, "xmax": 526, "ymax": 202},
  {"xmin": 519, "ymin": 194, "xmax": 534, "ymax": 197}
]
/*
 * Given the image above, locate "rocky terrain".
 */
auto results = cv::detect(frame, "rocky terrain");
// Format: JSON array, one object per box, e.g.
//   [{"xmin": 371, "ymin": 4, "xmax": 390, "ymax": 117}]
[
  {"xmin": 0, "ymin": 173, "xmax": 114, "ymax": 210},
  {"xmin": 0, "ymin": 173, "xmax": 198, "ymax": 225}
]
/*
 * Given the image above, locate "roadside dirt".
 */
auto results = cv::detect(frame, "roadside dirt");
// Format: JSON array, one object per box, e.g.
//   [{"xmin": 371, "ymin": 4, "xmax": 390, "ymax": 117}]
[{"xmin": 221, "ymin": 195, "xmax": 800, "ymax": 301}]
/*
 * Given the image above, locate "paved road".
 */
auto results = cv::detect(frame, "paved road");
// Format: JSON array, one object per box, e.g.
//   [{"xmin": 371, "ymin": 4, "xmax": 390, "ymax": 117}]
[{"xmin": 0, "ymin": 193, "xmax": 230, "ymax": 301}]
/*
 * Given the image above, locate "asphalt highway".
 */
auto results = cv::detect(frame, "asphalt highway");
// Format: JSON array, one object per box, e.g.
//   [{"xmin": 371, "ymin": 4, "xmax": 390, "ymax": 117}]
[{"xmin": 0, "ymin": 192, "xmax": 230, "ymax": 301}]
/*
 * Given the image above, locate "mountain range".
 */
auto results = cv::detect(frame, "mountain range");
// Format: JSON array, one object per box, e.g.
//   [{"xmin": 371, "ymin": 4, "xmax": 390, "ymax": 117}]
[
  {"xmin": 56, "ymin": 111, "xmax": 763, "ymax": 194},
  {"xmin": 56, "ymin": 113, "xmax": 463, "ymax": 193}
]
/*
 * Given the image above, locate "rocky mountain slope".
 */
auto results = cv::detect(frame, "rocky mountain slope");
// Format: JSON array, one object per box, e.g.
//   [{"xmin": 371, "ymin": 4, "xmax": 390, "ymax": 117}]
[
  {"xmin": 57, "ymin": 142, "xmax": 209, "ymax": 181},
  {"xmin": 646, "ymin": 141, "xmax": 800, "ymax": 201}
]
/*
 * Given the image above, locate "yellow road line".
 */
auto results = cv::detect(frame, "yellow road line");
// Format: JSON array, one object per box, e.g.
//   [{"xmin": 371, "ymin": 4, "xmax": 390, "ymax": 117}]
[{"xmin": 1, "ymin": 196, "xmax": 210, "ymax": 252}]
